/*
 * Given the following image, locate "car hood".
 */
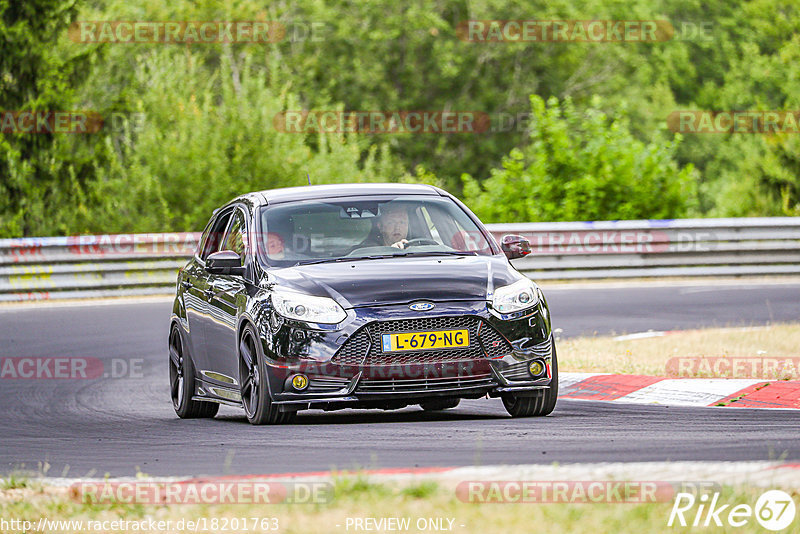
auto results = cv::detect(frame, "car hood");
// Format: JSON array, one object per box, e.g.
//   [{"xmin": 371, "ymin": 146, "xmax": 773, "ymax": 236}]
[{"xmin": 267, "ymin": 255, "xmax": 523, "ymax": 309}]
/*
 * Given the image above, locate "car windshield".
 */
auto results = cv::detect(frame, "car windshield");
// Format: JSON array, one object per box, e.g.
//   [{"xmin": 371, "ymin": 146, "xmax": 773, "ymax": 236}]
[{"xmin": 256, "ymin": 195, "xmax": 494, "ymax": 267}]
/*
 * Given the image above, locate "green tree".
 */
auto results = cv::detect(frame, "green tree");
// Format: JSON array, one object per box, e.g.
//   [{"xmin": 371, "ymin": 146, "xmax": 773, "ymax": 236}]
[{"xmin": 0, "ymin": 0, "xmax": 102, "ymax": 236}]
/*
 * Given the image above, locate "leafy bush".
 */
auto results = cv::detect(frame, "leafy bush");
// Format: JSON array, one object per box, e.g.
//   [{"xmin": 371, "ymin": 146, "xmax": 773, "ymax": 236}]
[{"xmin": 462, "ymin": 96, "xmax": 697, "ymax": 222}]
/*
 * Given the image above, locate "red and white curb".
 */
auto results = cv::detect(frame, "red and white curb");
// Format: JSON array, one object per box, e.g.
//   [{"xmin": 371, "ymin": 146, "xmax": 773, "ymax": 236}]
[{"xmin": 560, "ymin": 372, "xmax": 800, "ymax": 409}]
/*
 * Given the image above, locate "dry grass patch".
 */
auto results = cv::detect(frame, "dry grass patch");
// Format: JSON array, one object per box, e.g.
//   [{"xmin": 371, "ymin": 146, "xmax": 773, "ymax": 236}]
[{"xmin": 558, "ymin": 323, "xmax": 800, "ymax": 376}]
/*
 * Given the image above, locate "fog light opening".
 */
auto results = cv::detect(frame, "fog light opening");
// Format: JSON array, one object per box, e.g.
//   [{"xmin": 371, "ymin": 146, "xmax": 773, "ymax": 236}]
[
  {"xmin": 287, "ymin": 374, "xmax": 309, "ymax": 391},
  {"xmin": 528, "ymin": 359, "xmax": 546, "ymax": 378}
]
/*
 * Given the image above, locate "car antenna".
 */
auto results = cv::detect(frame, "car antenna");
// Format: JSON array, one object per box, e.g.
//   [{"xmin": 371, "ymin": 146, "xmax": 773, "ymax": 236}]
[{"xmin": 307, "ymin": 173, "xmax": 311, "ymax": 186}]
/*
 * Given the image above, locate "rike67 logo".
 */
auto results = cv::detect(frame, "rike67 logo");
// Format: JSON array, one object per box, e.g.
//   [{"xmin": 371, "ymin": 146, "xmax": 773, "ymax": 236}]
[{"xmin": 669, "ymin": 490, "xmax": 796, "ymax": 531}]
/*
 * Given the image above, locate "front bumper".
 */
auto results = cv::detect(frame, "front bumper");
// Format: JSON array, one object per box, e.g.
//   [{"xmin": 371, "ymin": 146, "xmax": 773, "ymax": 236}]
[
  {"xmin": 267, "ymin": 337, "xmax": 554, "ymax": 408},
  {"xmin": 260, "ymin": 299, "xmax": 553, "ymax": 408}
]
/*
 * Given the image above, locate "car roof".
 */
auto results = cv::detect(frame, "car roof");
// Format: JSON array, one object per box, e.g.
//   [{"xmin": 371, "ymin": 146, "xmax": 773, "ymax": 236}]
[{"xmin": 240, "ymin": 183, "xmax": 445, "ymax": 206}]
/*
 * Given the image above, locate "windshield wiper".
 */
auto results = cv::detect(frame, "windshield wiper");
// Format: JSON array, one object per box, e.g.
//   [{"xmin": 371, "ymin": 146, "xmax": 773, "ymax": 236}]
[
  {"xmin": 401, "ymin": 251, "xmax": 478, "ymax": 257},
  {"xmin": 295, "ymin": 251, "xmax": 476, "ymax": 265},
  {"xmin": 296, "ymin": 254, "xmax": 409, "ymax": 265}
]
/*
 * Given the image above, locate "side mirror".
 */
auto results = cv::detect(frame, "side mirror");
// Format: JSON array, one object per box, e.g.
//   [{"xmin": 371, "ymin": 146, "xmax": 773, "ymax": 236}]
[
  {"xmin": 207, "ymin": 250, "xmax": 245, "ymax": 276},
  {"xmin": 501, "ymin": 234, "xmax": 532, "ymax": 260}
]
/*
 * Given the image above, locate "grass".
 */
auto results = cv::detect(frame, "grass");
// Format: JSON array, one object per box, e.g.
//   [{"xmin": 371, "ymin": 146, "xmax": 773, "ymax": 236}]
[
  {"xmin": 558, "ymin": 323, "xmax": 800, "ymax": 376},
  {"xmin": 0, "ymin": 478, "xmax": 788, "ymax": 533},
  {"xmin": 1, "ymin": 474, "xmax": 29, "ymax": 490}
]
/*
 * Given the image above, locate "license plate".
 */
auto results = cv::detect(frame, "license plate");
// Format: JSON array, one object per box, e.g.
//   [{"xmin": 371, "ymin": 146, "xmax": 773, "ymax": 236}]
[{"xmin": 381, "ymin": 330, "xmax": 470, "ymax": 352}]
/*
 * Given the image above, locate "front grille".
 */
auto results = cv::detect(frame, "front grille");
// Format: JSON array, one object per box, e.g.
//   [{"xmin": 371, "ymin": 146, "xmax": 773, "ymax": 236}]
[
  {"xmin": 307, "ymin": 376, "xmax": 350, "ymax": 394},
  {"xmin": 527, "ymin": 336, "xmax": 553, "ymax": 359},
  {"xmin": 366, "ymin": 346, "xmax": 480, "ymax": 365},
  {"xmin": 330, "ymin": 329, "xmax": 371, "ymax": 366},
  {"xmin": 331, "ymin": 316, "xmax": 512, "ymax": 366},
  {"xmin": 501, "ymin": 362, "xmax": 534, "ymax": 381},
  {"xmin": 478, "ymin": 322, "xmax": 514, "ymax": 357},
  {"xmin": 356, "ymin": 373, "xmax": 496, "ymax": 394}
]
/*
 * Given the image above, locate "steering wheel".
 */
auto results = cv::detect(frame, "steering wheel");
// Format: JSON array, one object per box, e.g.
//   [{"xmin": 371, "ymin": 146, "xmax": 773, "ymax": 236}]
[{"xmin": 404, "ymin": 238, "xmax": 439, "ymax": 247}]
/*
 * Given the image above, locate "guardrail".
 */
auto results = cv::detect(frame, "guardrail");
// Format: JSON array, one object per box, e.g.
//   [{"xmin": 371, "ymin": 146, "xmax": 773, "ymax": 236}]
[
  {"xmin": 0, "ymin": 233, "xmax": 200, "ymax": 302},
  {"xmin": 488, "ymin": 217, "xmax": 800, "ymax": 280},
  {"xmin": 0, "ymin": 218, "xmax": 798, "ymax": 301}
]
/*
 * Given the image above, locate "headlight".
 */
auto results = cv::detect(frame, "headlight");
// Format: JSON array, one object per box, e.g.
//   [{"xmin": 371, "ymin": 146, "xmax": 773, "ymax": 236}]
[
  {"xmin": 271, "ymin": 290, "xmax": 347, "ymax": 324},
  {"xmin": 491, "ymin": 279, "xmax": 539, "ymax": 314}
]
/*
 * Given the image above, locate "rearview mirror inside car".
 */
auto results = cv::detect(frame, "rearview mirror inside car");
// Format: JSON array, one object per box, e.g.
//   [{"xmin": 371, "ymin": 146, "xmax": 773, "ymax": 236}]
[
  {"xmin": 501, "ymin": 234, "xmax": 532, "ymax": 260},
  {"xmin": 206, "ymin": 250, "xmax": 245, "ymax": 276}
]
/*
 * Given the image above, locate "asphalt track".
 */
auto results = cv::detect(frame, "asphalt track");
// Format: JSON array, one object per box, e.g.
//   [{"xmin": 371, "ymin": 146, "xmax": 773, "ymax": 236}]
[{"xmin": 1, "ymin": 281, "xmax": 798, "ymax": 477}]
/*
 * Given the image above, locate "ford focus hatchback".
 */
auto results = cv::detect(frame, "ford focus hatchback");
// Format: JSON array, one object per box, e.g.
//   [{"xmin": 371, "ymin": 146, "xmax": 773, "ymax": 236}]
[{"xmin": 169, "ymin": 183, "xmax": 557, "ymax": 424}]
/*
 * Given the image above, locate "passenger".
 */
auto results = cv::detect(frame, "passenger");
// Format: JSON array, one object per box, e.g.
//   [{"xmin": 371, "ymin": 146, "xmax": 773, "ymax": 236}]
[{"xmin": 266, "ymin": 232, "xmax": 285, "ymax": 260}]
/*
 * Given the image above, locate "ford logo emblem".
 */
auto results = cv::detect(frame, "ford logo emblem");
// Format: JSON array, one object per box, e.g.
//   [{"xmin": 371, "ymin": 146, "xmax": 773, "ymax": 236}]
[{"xmin": 409, "ymin": 302, "xmax": 435, "ymax": 311}]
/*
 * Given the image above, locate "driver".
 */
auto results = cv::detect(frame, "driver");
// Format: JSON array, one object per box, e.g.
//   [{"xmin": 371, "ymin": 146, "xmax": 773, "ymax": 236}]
[{"xmin": 377, "ymin": 204, "xmax": 410, "ymax": 249}]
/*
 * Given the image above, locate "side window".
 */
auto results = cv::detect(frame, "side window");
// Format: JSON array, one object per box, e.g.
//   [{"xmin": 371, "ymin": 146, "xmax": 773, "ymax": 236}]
[
  {"xmin": 196, "ymin": 220, "xmax": 213, "ymax": 258},
  {"xmin": 221, "ymin": 210, "xmax": 247, "ymax": 266},
  {"xmin": 200, "ymin": 211, "xmax": 232, "ymax": 261}
]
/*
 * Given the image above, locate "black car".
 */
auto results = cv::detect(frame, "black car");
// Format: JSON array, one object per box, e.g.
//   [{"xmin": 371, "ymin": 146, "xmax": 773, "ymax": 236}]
[{"xmin": 169, "ymin": 183, "xmax": 557, "ymax": 424}]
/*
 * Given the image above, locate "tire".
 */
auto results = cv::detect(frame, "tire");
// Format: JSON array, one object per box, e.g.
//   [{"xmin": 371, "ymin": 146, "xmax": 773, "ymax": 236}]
[
  {"xmin": 169, "ymin": 326, "xmax": 219, "ymax": 419},
  {"xmin": 502, "ymin": 342, "xmax": 558, "ymax": 418},
  {"xmin": 239, "ymin": 324, "xmax": 296, "ymax": 425},
  {"xmin": 420, "ymin": 398, "xmax": 461, "ymax": 411}
]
